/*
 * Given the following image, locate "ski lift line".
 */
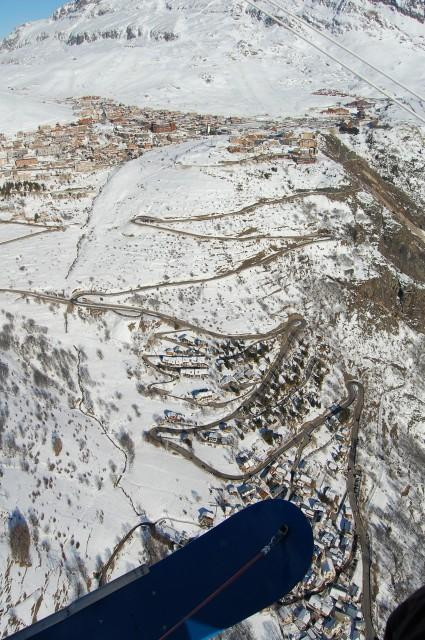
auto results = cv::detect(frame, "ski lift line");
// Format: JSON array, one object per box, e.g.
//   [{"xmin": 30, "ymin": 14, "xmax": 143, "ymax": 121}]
[
  {"xmin": 261, "ymin": 0, "xmax": 425, "ymax": 104},
  {"xmin": 158, "ymin": 525, "xmax": 289, "ymax": 640},
  {"xmin": 244, "ymin": 0, "xmax": 425, "ymax": 126}
]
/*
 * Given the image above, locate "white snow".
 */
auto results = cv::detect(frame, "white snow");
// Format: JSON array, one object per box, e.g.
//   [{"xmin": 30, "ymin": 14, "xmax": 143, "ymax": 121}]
[
  {"xmin": 1, "ymin": 1, "xmax": 425, "ymax": 638},
  {"xmin": 1, "ymin": 0, "xmax": 425, "ymax": 127}
]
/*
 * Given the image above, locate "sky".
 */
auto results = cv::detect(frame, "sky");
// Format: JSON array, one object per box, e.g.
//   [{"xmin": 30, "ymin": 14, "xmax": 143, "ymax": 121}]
[{"xmin": 0, "ymin": 1, "xmax": 64, "ymax": 39}]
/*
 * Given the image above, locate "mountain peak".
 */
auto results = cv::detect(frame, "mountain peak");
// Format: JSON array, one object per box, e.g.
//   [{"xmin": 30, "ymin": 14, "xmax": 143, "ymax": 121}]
[{"xmin": 0, "ymin": 0, "xmax": 424, "ymax": 121}]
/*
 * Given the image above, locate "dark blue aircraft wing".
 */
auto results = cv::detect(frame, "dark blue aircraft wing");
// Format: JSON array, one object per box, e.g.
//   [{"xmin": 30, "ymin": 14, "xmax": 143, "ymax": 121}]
[{"xmin": 9, "ymin": 499, "xmax": 313, "ymax": 640}]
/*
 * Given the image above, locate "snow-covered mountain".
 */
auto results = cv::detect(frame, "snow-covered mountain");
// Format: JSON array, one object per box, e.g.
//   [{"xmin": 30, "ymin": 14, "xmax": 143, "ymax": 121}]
[
  {"xmin": 1, "ymin": 2, "xmax": 425, "ymax": 640},
  {"xmin": 0, "ymin": 0, "xmax": 424, "ymax": 133}
]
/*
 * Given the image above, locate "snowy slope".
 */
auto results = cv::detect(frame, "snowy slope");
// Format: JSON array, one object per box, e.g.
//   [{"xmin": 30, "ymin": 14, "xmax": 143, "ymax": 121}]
[
  {"xmin": 1, "ymin": 1, "xmax": 425, "ymax": 639},
  {"xmin": 0, "ymin": 90, "xmax": 73, "ymax": 137},
  {"xmin": 1, "ymin": 130, "xmax": 425, "ymax": 637},
  {"xmin": 0, "ymin": 0, "xmax": 424, "ymax": 130}
]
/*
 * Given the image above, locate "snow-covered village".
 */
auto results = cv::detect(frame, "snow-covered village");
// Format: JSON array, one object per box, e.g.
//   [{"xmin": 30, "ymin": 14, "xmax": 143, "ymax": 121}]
[{"xmin": 0, "ymin": 1, "xmax": 425, "ymax": 640}]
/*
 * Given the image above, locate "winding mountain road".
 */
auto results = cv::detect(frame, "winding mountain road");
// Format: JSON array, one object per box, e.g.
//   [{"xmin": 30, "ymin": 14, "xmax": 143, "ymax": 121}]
[
  {"xmin": 0, "ymin": 220, "xmax": 65, "ymax": 247},
  {"xmin": 345, "ymin": 381, "xmax": 376, "ymax": 639},
  {"xmin": 131, "ymin": 185, "xmax": 354, "ymax": 225},
  {"xmin": 69, "ymin": 234, "xmax": 332, "ymax": 304},
  {"xmin": 146, "ymin": 315, "xmax": 305, "ymax": 434},
  {"xmin": 0, "ymin": 287, "xmax": 306, "ymax": 341},
  {"xmin": 131, "ymin": 218, "xmax": 325, "ymax": 243},
  {"xmin": 146, "ymin": 379, "xmax": 361, "ymax": 482}
]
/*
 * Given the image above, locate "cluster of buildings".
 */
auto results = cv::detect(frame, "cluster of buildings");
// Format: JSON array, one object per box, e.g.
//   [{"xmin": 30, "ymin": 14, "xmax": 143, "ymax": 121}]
[
  {"xmin": 279, "ymin": 580, "xmax": 364, "ymax": 639},
  {"xmin": 220, "ymin": 433, "xmax": 362, "ymax": 638},
  {"xmin": 149, "ymin": 335, "xmax": 212, "ymax": 382},
  {"xmin": 1, "ymin": 94, "xmax": 382, "ymax": 198},
  {"xmin": 151, "ymin": 332, "xmax": 273, "ymax": 403},
  {"xmin": 193, "ymin": 424, "xmax": 362, "ymax": 637},
  {"xmin": 150, "ymin": 328, "xmax": 363, "ymax": 638},
  {"xmin": 227, "ymin": 131, "xmax": 318, "ymax": 164},
  {"xmin": 0, "ymin": 96, "xmax": 232, "ymax": 185},
  {"xmin": 0, "ymin": 93, "xmax": 384, "ymax": 209},
  {"xmin": 321, "ymin": 99, "xmax": 377, "ymax": 135},
  {"xmin": 156, "ymin": 335, "xmax": 317, "ymax": 448},
  {"xmin": 199, "ymin": 430, "xmax": 234, "ymax": 446}
]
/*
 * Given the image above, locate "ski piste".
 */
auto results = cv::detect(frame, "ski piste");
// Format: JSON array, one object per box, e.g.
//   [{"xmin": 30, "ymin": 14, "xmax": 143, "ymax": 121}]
[{"xmin": 9, "ymin": 500, "xmax": 313, "ymax": 640}]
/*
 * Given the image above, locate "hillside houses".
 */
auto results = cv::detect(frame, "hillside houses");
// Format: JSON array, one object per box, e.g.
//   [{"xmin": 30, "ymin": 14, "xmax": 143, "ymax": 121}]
[
  {"xmin": 3, "ymin": 94, "xmax": 382, "ymax": 193},
  {"xmin": 218, "ymin": 444, "xmax": 361, "ymax": 638},
  {"xmin": 163, "ymin": 409, "xmax": 185, "ymax": 423},
  {"xmin": 320, "ymin": 99, "xmax": 379, "ymax": 136},
  {"xmin": 144, "ymin": 331, "xmax": 362, "ymax": 638},
  {"xmin": 198, "ymin": 508, "xmax": 215, "ymax": 528},
  {"xmin": 158, "ymin": 354, "xmax": 209, "ymax": 369},
  {"xmin": 227, "ymin": 130, "xmax": 318, "ymax": 163},
  {"xmin": 0, "ymin": 96, "xmax": 232, "ymax": 184},
  {"xmin": 321, "ymin": 106, "xmax": 351, "ymax": 117}
]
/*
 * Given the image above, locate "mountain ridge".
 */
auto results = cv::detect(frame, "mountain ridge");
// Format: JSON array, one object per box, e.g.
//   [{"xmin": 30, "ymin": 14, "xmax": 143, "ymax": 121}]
[
  {"xmin": 1, "ymin": 0, "xmax": 424, "ymax": 128},
  {"xmin": 2, "ymin": 0, "xmax": 424, "ymax": 51}
]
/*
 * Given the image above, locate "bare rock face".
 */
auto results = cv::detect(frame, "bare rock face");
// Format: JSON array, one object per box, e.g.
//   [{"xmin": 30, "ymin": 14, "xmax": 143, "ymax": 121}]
[
  {"xmin": 53, "ymin": 0, "xmax": 104, "ymax": 21},
  {"xmin": 305, "ymin": 0, "xmax": 424, "ymax": 22},
  {"xmin": 352, "ymin": 266, "xmax": 425, "ymax": 334},
  {"xmin": 1, "ymin": 0, "xmax": 423, "ymax": 52},
  {"xmin": 379, "ymin": 228, "xmax": 425, "ymax": 285}
]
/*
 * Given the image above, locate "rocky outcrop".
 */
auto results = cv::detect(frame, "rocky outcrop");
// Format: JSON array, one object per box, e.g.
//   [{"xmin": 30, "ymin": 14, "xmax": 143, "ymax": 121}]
[
  {"xmin": 66, "ymin": 26, "xmax": 179, "ymax": 45},
  {"xmin": 1, "ymin": 0, "xmax": 423, "ymax": 53},
  {"xmin": 53, "ymin": 0, "xmax": 104, "ymax": 21},
  {"xmin": 67, "ymin": 29, "xmax": 120, "ymax": 45},
  {"xmin": 351, "ymin": 266, "xmax": 425, "ymax": 334},
  {"xmin": 371, "ymin": 0, "xmax": 425, "ymax": 23}
]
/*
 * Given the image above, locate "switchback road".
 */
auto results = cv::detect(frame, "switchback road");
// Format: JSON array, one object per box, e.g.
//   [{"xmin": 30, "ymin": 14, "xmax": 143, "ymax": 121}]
[
  {"xmin": 0, "ymin": 287, "xmax": 298, "ymax": 340},
  {"xmin": 132, "ymin": 186, "xmax": 355, "ymax": 225},
  {"xmin": 0, "ymin": 220, "xmax": 65, "ymax": 247},
  {"xmin": 146, "ymin": 316, "xmax": 305, "ymax": 437},
  {"xmin": 146, "ymin": 380, "xmax": 361, "ymax": 482},
  {"xmin": 70, "ymin": 234, "xmax": 332, "ymax": 302},
  {"xmin": 131, "ymin": 218, "xmax": 325, "ymax": 243}
]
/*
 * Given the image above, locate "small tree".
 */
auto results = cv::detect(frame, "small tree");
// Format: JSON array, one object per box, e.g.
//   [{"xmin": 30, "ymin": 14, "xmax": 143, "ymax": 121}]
[
  {"xmin": 118, "ymin": 431, "xmax": 135, "ymax": 465},
  {"xmin": 9, "ymin": 509, "xmax": 31, "ymax": 567},
  {"xmin": 52, "ymin": 434, "xmax": 63, "ymax": 456}
]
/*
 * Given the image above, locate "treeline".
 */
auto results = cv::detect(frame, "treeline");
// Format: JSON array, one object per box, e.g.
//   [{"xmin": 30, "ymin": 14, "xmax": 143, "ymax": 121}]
[{"xmin": 0, "ymin": 181, "xmax": 46, "ymax": 196}]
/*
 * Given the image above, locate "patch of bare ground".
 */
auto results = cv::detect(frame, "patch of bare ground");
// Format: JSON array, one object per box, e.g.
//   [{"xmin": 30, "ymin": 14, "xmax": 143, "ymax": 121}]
[
  {"xmin": 324, "ymin": 136, "xmax": 425, "ymax": 287},
  {"xmin": 348, "ymin": 265, "xmax": 425, "ymax": 334},
  {"xmin": 378, "ymin": 226, "xmax": 425, "ymax": 284},
  {"xmin": 323, "ymin": 134, "xmax": 424, "ymax": 233},
  {"xmin": 323, "ymin": 141, "xmax": 425, "ymax": 334},
  {"xmin": 143, "ymin": 527, "xmax": 172, "ymax": 565},
  {"xmin": 8, "ymin": 510, "xmax": 31, "ymax": 567}
]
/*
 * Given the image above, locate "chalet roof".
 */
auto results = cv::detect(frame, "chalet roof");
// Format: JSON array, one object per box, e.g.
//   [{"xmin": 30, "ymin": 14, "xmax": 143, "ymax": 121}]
[
  {"xmin": 295, "ymin": 607, "xmax": 310, "ymax": 623},
  {"xmin": 198, "ymin": 507, "xmax": 214, "ymax": 519},
  {"xmin": 308, "ymin": 594, "xmax": 334, "ymax": 616},
  {"xmin": 237, "ymin": 483, "xmax": 255, "ymax": 496},
  {"xmin": 164, "ymin": 409, "xmax": 183, "ymax": 417}
]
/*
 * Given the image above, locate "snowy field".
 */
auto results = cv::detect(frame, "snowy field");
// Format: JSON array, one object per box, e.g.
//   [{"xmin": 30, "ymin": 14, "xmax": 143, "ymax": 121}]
[
  {"xmin": 1, "ymin": 1, "xmax": 425, "ymax": 638},
  {"xmin": 1, "ymin": 131, "xmax": 425, "ymax": 638},
  {"xmin": 0, "ymin": 90, "xmax": 73, "ymax": 137}
]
